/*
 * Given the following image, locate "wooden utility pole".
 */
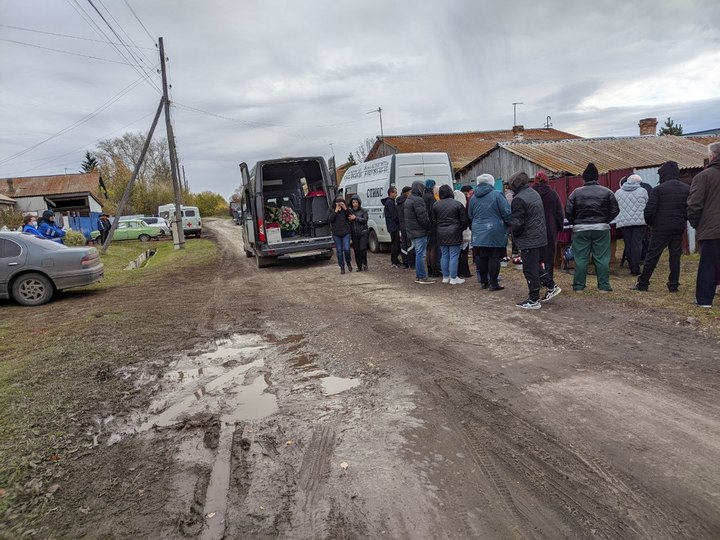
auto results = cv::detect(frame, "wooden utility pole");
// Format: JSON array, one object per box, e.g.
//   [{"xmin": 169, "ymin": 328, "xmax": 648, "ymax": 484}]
[
  {"xmin": 159, "ymin": 37, "xmax": 185, "ymax": 250},
  {"xmin": 101, "ymin": 99, "xmax": 165, "ymax": 254}
]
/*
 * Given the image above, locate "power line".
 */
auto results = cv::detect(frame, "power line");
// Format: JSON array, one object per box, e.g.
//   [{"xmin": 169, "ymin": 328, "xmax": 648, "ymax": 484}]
[
  {"xmin": 0, "ymin": 24, "xmax": 156, "ymax": 49},
  {"xmin": 65, "ymin": 0, "xmax": 161, "ymax": 93},
  {"xmin": 91, "ymin": 0, "xmax": 156, "ymax": 73},
  {"xmin": 122, "ymin": 0, "xmax": 155, "ymax": 44},
  {"xmin": 0, "ymin": 70, "xmax": 157, "ymax": 166},
  {"xmin": 0, "ymin": 37, "xmax": 145, "ymax": 66}
]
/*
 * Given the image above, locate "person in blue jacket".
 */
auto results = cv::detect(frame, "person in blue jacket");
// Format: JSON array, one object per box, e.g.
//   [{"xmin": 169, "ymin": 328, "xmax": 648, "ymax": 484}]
[
  {"xmin": 37, "ymin": 210, "xmax": 66, "ymax": 243},
  {"xmin": 467, "ymin": 174, "xmax": 512, "ymax": 290},
  {"xmin": 21, "ymin": 215, "xmax": 44, "ymax": 238}
]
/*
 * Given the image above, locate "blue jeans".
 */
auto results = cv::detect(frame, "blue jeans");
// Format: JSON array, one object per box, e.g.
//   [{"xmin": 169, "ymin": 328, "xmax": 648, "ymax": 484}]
[
  {"xmin": 412, "ymin": 236, "xmax": 428, "ymax": 279},
  {"xmin": 440, "ymin": 244, "xmax": 462, "ymax": 279},
  {"xmin": 333, "ymin": 234, "xmax": 351, "ymax": 268}
]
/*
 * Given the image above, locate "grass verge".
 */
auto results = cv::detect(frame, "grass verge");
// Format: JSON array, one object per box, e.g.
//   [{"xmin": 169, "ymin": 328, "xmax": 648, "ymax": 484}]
[{"xmin": 0, "ymin": 238, "xmax": 217, "ymax": 536}]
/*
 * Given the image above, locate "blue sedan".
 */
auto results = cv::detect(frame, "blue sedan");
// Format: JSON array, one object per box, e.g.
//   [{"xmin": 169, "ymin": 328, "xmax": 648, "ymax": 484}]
[{"xmin": 0, "ymin": 232, "xmax": 104, "ymax": 306}]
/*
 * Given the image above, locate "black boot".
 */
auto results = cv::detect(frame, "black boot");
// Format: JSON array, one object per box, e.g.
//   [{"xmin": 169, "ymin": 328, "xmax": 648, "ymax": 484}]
[{"xmin": 340, "ymin": 267, "xmax": 345, "ymax": 275}]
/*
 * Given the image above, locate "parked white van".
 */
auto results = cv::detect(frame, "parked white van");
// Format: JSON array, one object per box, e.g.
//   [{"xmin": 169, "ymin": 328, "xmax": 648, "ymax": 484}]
[
  {"xmin": 338, "ymin": 152, "xmax": 454, "ymax": 252},
  {"xmin": 158, "ymin": 204, "xmax": 202, "ymax": 237}
]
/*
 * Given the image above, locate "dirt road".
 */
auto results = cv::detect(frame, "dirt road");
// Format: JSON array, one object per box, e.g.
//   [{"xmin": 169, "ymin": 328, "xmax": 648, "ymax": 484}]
[{"xmin": 50, "ymin": 219, "xmax": 720, "ymax": 539}]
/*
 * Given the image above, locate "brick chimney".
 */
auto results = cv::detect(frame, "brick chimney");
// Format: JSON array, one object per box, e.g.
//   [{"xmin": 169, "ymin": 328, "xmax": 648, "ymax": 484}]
[
  {"xmin": 6, "ymin": 179, "xmax": 14, "ymax": 194},
  {"xmin": 512, "ymin": 125, "xmax": 525, "ymax": 141},
  {"xmin": 638, "ymin": 118, "xmax": 658, "ymax": 136}
]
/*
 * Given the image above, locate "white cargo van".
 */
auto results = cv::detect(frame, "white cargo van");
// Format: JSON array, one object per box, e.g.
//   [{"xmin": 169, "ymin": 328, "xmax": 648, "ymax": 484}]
[
  {"xmin": 338, "ymin": 152, "xmax": 453, "ymax": 252},
  {"xmin": 158, "ymin": 204, "xmax": 202, "ymax": 237}
]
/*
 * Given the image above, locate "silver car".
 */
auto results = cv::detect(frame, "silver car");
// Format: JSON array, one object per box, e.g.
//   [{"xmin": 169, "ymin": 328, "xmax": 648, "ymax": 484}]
[{"xmin": 0, "ymin": 232, "xmax": 105, "ymax": 306}]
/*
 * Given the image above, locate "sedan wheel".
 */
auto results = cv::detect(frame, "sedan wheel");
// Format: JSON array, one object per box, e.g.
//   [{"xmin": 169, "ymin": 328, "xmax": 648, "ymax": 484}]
[
  {"xmin": 12, "ymin": 273, "xmax": 54, "ymax": 306},
  {"xmin": 139, "ymin": 234, "xmax": 151, "ymax": 242}
]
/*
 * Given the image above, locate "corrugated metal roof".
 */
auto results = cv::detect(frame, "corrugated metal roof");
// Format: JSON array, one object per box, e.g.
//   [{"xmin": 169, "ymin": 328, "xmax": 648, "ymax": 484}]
[
  {"xmin": 372, "ymin": 128, "xmax": 581, "ymax": 170},
  {"xmin": 0, "ymin": 193, "xmax": 16, "ymax": 203},
  {"xmin": 685, "ymin": 134, "xmax": 720, "ymax": 146},
  {"xmin": 0, "ymin": 172, "xmax": 103, "ymax": 199},
  {"xmin": 500, "ymin": 135, "xmax": 709, "ymax": 175}
]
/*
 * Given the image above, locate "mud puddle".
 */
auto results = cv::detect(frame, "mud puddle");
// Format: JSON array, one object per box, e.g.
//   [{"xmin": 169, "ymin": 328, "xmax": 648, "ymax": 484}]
[{"xmin": 321, "ymin": 375, "xmax": 361, "ymax": 395}]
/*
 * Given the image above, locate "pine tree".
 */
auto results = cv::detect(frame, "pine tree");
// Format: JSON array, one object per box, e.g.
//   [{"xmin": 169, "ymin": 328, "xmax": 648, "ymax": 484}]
[
  {"xmin": 347, "ymin": 152, "xmax": 357, "ymax": 166},
  {"xmin": 658, "ymin": 117, "xmax": 683, "ymax": 136},
  {"xmin": 81, "ymin": 151, "xmax": 99, "ymax": 172}
]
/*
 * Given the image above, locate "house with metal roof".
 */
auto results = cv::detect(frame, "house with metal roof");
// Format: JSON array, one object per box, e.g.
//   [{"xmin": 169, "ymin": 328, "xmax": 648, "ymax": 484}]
[
  {"xmin": 364, "ymin": 125, "xmax": 582, "ymax": 175},
  {"xmin": 0, "ymin": 193, "xmax": 16, "ymax": 211},
  {"xmin": 459, "ymin": 134, "xmax": 711, "ymax": 186},
  {"xmin": 0, "ymin": 172, "xmax": 107, "ymax": 237}
]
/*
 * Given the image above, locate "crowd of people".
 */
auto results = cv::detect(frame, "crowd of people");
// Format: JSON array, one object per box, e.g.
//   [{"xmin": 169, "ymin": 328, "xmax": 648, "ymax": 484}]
[
  {"xmin": 328, "ymin": 141, "xmax": 720, "ymax": 310},
  {"xmin": 20, "ymin": 210, "xmax": 66, "ymax": 243}
]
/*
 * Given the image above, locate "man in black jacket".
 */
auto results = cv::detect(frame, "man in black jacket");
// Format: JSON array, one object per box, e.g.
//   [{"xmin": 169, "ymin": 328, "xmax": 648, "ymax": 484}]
[
  {"xmin": 381, "ymin": 187, "xmax": 401, "ymax": 267},
  {"xmin": 566, "ymin": 163, "xmax": 620, "ymax": 292},
  {"xmin": 509, "ymin": 172, "xmax": 561, "ymax": 309},
  {"xmin": 423, "ymin": 179, "xmax": 440, "ymax": 277},
  {"xmin": 396, "ymin": 186, "xmax": 413, "ymax": 268},
  {"xmin": 634, "ymin": 161, "xmax": 690, "ymax": 292},
  {"xmin": 404, "ymin": 181, "xmax": 435, "ymax": 284},
  {"xmin": 532, "ymin": 172, "xmax": 564, "ymax": 283}
]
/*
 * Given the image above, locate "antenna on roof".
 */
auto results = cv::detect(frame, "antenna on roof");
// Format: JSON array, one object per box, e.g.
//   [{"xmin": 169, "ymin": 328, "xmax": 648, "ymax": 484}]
[{"xmin": 545, "ymin": 116, "xmax": 553, "ymax": 129}]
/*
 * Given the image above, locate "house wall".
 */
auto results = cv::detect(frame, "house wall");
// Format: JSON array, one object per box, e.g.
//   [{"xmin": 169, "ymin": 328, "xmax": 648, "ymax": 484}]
[
  {"xmin": 12, "ymin": 196, "xmax": 47, "ymax": 213},
  {"xmin": 89, "ymin": 197, "xmax": 103, "ymax": 213},
  {"xmin": 633, "ymin": 167, "xmax": 660, "ymax": 188},
  {"xmin": 458, "ymin": 148, "xmax": 541, "ymax": 185}
]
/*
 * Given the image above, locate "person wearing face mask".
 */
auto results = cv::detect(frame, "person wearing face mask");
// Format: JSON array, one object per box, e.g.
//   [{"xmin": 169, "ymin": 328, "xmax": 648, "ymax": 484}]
[
  {"xmin": 37, "ymin": 210, "xmax": 66, "ymax": 243},
  {"xmin": 21, "ymin": 214, "xmax": 43, "ymax": 238}
]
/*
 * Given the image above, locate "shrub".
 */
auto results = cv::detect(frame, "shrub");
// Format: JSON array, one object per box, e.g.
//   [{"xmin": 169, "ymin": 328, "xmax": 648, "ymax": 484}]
[
  {"xmin": 0, "ymin": 208, "xmax": 24, "ymax": 230},
  {"xmin": 63, "ymin": 230, "xmax": 87, "ymax": 246}
]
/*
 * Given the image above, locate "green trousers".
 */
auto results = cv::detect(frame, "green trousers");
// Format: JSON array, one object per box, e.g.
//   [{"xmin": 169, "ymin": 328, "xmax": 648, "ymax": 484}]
[{"xmin": 572, "ymin": 229, "xmax": 612, "ymax": 291}]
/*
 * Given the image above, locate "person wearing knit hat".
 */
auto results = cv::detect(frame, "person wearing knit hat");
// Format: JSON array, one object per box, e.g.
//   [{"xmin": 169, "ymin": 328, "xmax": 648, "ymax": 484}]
[
  {"xmin": 634, "ymin": 160, "xmax": 690, "ymax": 292},
  {"xmin": 613, "ymin": 174, "xmax": 648, "ymax": 276},
  {"xmin": 565, "ymin": 163, "xmax": 620, "ymax": 292},
  {"xmin": 534, "ymin": 171, "xmax": 548, "ymax": 184},
  {"xmin": 327, "ymin": 196, "xmax": 353, "ymax": 274}
]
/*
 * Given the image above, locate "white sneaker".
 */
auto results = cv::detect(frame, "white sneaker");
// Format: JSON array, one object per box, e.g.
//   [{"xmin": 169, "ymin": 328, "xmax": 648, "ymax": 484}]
[
  {"xmin": 541, "ymin": 285, "xmax": 562, "ymax": 302},
  {"xmin": 442, "ymin": 277, "xmax": 450, "ymax": 284},
  {"xmin": 450, "ymin": 277, "xmax": 465, "ymax": 285}
]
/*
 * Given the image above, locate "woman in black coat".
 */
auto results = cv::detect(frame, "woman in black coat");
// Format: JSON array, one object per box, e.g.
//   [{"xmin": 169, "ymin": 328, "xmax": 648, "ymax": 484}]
[
  {"xmin": 349, "ymin": 195, "xmax": 369, "ymax": 271},
  {"xmin": 432, "ymin": 185, "xmax": 469, "ymax": 284}
]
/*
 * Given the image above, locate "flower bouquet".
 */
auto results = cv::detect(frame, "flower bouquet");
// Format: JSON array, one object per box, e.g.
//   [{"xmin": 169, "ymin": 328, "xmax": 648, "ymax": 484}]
[{"xmin": 277, "ymin": 206, "xmax": 299, "ymax": 231}]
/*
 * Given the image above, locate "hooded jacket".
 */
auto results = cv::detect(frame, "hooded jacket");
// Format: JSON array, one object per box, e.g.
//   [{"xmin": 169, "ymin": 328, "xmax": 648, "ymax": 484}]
[
  {"xmin": 688, "ymin": 154, "xmax": 720, "ymax": 241},
  {"xmin": 467, "ymin": 182, "xmax": 511, "ymax": 248},
  {"xmin": 404, "ymin": 181, "xmax": 432, "ymax": 240},
  {"xmin": 614, "ymin": 180, "xmax": 648, "ymax": 228},
  {"xmin": 37, "ymin": 211, "xmax": 66, "ymax": 243},
  {"xmin": 645, "ymin": 161, "xmax": 689, "ymax": 234},
  {"xmin": 509, "ymin": 172, "xmax": 547, "ymax": 250},
  {"xmin": 566, "ymin": 181, "xmax": 619, "ymax": 228},
  {"xmin": 431, "ymin": 185, "xmax": 469, "ymax": 245},
  {"xmin": 381, "ymin": 195, "xmax": 400, "ymax": 234},
  {"xmin": 396, "ymin": 192, "xmax": 409, "ymax": 232},
  {"xmin": 348, "ymin": 195, "xmax": 369, "ymax": 237},
  {"xmin": 327, "ymin": 199, "xmax": 351, "ymax": 236},
  {"xmin": 532, "ymin": 182, "xmax": 564, "ymax": 246},
  {"xmin": 22, "ymin": 223, "xmax": 44, "ymax": 238}
]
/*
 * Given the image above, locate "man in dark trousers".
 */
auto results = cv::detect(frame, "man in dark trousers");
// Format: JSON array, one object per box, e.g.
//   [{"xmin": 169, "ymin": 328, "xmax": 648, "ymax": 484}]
[
  {"xmin": 508, "ymin": 171, "xmax": 561, "ymax": 309},
  {"xmin": 97, "ymin": 213, "xmax": 111, "ymax": 244},
  {"xmin": 687, "ymin": 142, "xmax": 720, "ymax": 307},
  {"xmin": 634, "ymin": 161, "xmax": 689, "ymax": 292},
  {"xmin": 532, "ymin": 172, "xmax": 564, "ymax": 284},
  {"xmin": 423, "ymin": 179, "xmax": 440, "ymax": 277},
  {"xmin": 396, "ymin": 186, "xmax": 413, "ymax": 268},
  {"xmin": 381, "ymin": 186, "xmax": 401, "ymax": 267},
  {"xmin": 405, "ymin": 181, "xmax": 435, "ymax": 284}
]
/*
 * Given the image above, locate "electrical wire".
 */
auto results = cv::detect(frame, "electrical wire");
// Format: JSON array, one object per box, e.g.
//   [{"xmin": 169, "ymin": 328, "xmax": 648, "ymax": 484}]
[
  {"xmin": 0, "ymin": 24, "xmax": 155, "ymax": 50},
  {"xmin": 122, "ymin": 0, "xmax": 155, "ymax": 44},
  {"xmin": 0, "ymin": 38, "xmax": 144, "ymax": 66},
  {"xmin": 0, "ymin": 69, "xmax": 158, "ymax": 166}
]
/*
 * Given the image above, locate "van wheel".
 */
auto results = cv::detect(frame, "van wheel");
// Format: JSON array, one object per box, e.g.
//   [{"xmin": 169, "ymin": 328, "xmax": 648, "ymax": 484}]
[
  {"xmin": 12, "ymin": 273, "xmax": 54, "ymax": 306},
  {"xmin": 245, "ymin": 249, "xmax": 254, "ymax": 258},
  {"xmin": 368, "ymin": 230, "xmax": 380, "ymax": 253}
]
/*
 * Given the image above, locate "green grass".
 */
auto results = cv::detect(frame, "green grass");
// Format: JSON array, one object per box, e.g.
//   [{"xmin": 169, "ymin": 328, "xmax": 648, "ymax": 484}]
[{"xmin": 0, "ymin": 238, "xmax": 218, "ymax": 534}]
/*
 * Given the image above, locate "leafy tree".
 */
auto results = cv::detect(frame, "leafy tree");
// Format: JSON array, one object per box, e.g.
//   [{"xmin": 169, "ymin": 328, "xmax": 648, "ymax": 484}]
[
  {"xmin": 189, "ymin": 191, "xmax": 229, "ymax": 217},
  {"xmin": 658, "ymin": 117, "xmax": 683, "ymax": 136},
  {"xmin": 80, "ymin": 151, "xmax": 98, "ymax": 172},
  {"xmin": 347, "ymin": 152, "xmax": 357, "ymax": 166}
]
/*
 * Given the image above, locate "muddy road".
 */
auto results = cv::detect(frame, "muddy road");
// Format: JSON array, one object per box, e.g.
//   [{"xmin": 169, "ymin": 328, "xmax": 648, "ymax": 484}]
[{"xmin": 54, "ymin": 219, "xmax": 720, "ymax": 539}]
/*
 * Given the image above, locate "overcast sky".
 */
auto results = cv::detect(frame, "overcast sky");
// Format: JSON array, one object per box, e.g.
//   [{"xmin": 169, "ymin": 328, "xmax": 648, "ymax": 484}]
[{"xmin": 1, "ymin": 0, "xmax": 718, "ymax": 198}]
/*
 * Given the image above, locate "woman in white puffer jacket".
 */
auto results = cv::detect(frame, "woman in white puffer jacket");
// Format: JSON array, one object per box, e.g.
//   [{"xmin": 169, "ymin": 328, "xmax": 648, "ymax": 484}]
[{"xmin": 614, "ymin": 174, "xmax": 649, "ymax": 275}]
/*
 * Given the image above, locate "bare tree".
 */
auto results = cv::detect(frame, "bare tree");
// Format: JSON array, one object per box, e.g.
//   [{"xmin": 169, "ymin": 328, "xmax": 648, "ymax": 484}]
[{"xmin": 355, "ymin": 137, "xmax": 376, "ymax": 163}]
